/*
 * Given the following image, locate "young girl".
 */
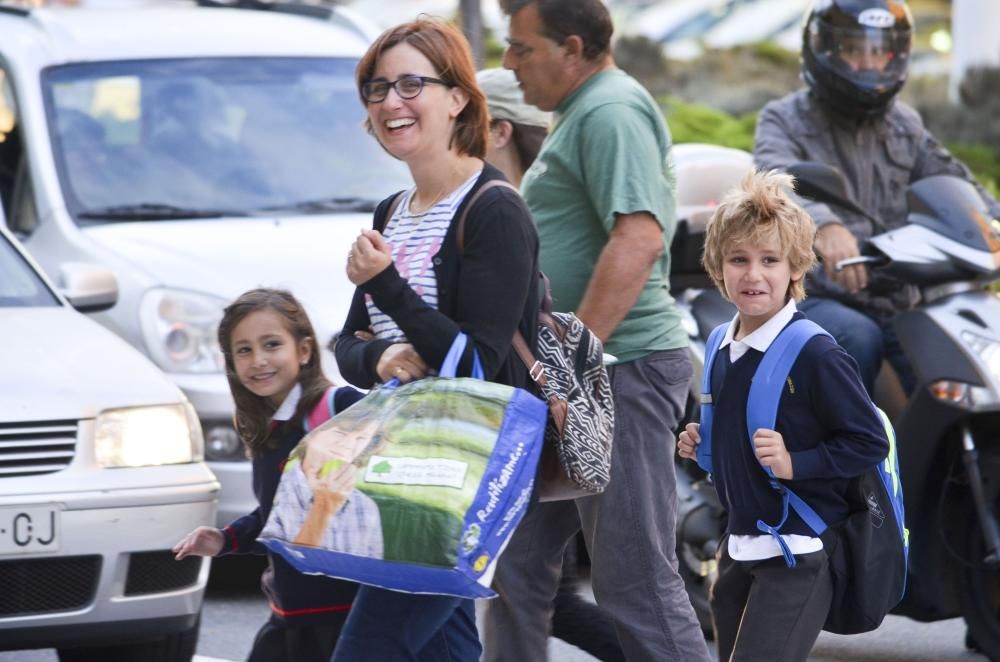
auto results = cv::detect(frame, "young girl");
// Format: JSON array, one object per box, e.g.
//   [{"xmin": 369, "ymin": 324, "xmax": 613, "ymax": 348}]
[{"xmin": 172, "ymin": 288, "xmax": 364, "ymax": 662}]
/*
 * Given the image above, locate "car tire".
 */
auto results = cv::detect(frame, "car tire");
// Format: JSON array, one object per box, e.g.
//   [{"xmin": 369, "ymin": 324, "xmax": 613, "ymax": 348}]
[{"xmin": 57, "ymin": 613, "xmax": 200, "ymax": 662}]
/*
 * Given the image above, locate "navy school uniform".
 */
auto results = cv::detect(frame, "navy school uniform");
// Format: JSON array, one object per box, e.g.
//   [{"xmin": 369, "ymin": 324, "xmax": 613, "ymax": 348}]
[
  {"xmin": 710, "ymin": 311, "xmax": 889, "ymax": 539},
  {"xmin": 217, "ymin": 385, "xmax": 364, "ymax": 660},
  {"xmin": 709, "ymin": 309, "xmax": 889, "ymax": 661}
]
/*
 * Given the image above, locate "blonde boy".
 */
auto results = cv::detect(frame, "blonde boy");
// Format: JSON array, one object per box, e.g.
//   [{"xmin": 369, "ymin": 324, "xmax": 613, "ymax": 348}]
[{"xmin": 678, "ymin": 169, "xmax": 888, "ymax": 661}]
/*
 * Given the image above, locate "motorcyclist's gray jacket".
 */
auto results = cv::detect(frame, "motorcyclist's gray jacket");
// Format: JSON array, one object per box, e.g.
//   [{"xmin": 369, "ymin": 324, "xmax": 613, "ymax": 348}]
[{"xmin": 754, "ymin": 89, "xmax": 1000, "ymax": 315}]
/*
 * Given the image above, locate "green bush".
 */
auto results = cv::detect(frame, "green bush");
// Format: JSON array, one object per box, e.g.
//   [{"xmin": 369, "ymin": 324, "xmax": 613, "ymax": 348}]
[
  {"xmin": 661, "ymin": 97, "xmax": 757, "ymax": 152},
  {"xmin": 947, "ymin": 143, "xmax": 1000, "ymax": 199}
]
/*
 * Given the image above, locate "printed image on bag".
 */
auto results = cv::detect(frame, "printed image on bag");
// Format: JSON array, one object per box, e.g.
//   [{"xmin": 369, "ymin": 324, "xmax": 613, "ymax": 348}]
[{"xmin": 260, "ymin": 338, "xmax": 547, "ymax": 599}]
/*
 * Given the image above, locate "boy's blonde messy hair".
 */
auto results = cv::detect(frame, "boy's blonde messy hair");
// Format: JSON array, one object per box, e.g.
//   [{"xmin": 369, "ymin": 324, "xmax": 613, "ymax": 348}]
[{"xmin": 702, "ymin": 169, "xmax": 817, "ymax": 302}]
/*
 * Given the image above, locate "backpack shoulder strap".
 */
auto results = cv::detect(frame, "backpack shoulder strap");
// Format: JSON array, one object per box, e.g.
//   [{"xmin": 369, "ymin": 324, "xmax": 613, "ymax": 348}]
[
  {"xmin": 452, "ymin": 179, "xmax": 539, "ymax": 377},
  {"xmin": 747, "ymin": 318, "xmax": 832, "ymax": 556},
  {"xmin": 747, "ymin": 318, "xmax": 830, "ymax": 437},
  {"xmin": 377, "ymin": 191, "xmax": 406, "ymax": 232},
  {"xmin": 456, "ymin": 179, "xmax": 520, "ymax": 256},
  {"xmin": 303, "ymin": 386, "xmax": 337, "ymax": 433},
  {"xmin": 696, "ymin": 322, "xmax": 730, "ymax": 474}
]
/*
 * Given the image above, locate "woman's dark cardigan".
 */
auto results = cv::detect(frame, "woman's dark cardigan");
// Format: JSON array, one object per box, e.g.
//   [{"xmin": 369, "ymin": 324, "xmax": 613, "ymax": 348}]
[{"xmin": 335, "ymin": 163, "xmax": 540, "ymax": 391}]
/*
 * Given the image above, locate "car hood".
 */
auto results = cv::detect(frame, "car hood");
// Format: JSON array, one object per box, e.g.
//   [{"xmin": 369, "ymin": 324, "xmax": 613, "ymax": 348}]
[
  {"xmin": 83, "ymin": 214, "xmax": 370, "ymax": 359},
  {"xmin": 1, "ymin": 308, "xmax": 183, "ymax": 422}
]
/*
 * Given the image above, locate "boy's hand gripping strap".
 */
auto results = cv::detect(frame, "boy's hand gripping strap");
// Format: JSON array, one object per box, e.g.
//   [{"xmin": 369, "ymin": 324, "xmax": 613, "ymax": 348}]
[{"xmin": 747, "ymin": 318, "xmax": 831, "ymax": 567}]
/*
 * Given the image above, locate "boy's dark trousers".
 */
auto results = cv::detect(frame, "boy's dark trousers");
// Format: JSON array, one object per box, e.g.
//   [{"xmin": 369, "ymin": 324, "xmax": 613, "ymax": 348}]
[{"xmin": 711, "ymin": 541, "xmax": 833, "ymax": 662}]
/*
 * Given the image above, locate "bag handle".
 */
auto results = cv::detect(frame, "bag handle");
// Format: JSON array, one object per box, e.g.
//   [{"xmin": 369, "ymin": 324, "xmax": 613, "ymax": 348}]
[
  {"xmin": 440, "ymin": 332, "xmax": 484, "ymax": 380},
  {"xmin": 454, "ymin": 179, "xmax": 551, "ymax": 389}
]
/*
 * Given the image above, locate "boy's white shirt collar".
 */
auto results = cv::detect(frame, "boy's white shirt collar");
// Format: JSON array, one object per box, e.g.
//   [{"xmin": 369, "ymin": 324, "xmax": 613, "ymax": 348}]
[
  {"xmin": 720, "ymin": 299, "xmax": 798, "ymax": 362},
  {"xmin": 272, "ymin": 383, "xmax": 302, "ymax": 422}
]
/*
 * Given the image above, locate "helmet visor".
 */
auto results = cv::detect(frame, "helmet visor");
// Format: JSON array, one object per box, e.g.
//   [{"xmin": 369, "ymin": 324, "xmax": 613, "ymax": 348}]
[{"xmin": 809, "ymin": 24, "xmax": 910, "ymax": 91}]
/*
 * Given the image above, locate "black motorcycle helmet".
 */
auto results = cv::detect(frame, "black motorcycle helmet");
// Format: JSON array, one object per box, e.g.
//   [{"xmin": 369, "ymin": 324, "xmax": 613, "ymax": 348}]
[{"xmin": 802, "ymin": 0, "xmax": 913, "ymax": 120}]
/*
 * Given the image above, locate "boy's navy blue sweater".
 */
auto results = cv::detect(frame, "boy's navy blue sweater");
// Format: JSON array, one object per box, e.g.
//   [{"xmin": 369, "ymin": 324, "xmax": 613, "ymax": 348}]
[
  {"xmin": 219, "ymin": 386, "xmax": 364, "ymax": 625},
  {"xmin": 711, "ymin": 313, "xmax": 889, "ymax": 537}
]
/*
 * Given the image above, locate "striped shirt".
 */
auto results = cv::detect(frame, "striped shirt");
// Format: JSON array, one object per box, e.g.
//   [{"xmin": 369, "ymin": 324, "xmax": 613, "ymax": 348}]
[{"xmin": 366, "ymin": 171, "xmax": 481, "ymax": 341}]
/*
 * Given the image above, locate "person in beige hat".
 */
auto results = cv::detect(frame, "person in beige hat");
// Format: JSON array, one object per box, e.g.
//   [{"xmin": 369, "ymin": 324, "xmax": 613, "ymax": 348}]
[{"xmin": 476, "ymin": 67, "xmax": 550, "ymax": 187}]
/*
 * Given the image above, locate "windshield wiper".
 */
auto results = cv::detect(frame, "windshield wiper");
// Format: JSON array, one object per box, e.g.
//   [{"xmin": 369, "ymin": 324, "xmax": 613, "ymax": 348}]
[
  {"xmin": 77, "ymin": 203, "xmax": 249, "ymax": 221},
  {"xmin": 256, "ymin": 197, "xmax": 379, "ymax": 214}
]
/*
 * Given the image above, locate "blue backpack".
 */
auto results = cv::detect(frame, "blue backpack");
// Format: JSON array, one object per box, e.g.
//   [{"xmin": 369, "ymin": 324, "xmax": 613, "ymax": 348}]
[{"xmin": 698, "ymin": 318, "xmax": 909, "ymax": 635}]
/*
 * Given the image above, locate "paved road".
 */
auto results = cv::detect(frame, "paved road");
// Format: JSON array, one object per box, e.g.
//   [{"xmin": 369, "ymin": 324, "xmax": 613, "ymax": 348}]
[{"xmin": 0, "ymin": 556, "xmax": 989, "ymax": 661}]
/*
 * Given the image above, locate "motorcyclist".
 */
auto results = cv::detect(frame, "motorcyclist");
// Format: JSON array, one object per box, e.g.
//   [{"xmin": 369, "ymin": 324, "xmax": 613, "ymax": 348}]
[{"xmin": 754, "ymin": 0, "xmax": 1000, "ymax": 395}]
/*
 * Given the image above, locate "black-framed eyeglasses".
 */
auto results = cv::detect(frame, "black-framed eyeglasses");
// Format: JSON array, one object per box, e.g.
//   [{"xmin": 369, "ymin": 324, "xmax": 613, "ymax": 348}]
[{"xmin": 361, "ymin": 75, "xmax": 452, "ymax": 103}]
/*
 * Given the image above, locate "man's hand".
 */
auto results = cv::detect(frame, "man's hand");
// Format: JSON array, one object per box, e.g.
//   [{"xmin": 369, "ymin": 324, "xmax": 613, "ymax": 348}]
[
  {"xmin": 752, "ymin": 428, "xmax": 793, "ymax": 480},
  {"xmin": 677, "ymin": 422, "xmax": 701, "ymax": 461},
  {"xmin": 814, "ymin": 223, "xmax": 867, "ymax": 293},
  {"xmin": 376, "ymin": 343, "xmax": 429, "ymax": 383}
]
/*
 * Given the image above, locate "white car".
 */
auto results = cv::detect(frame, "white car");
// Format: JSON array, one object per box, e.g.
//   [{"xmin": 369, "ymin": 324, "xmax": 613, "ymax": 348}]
[
  {"xmin": 0, "ymin": 220, "xmax": 217, "ymax": 660},
  {"xmin": 0, "ymin": 3, "xmax": 413, "ymax": 526}
]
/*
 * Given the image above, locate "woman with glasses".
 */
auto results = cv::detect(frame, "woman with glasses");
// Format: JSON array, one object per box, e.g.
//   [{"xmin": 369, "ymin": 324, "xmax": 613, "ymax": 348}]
[{"xmin": 331, "ymin": 18, "xmax": 540, "ymax": 662}]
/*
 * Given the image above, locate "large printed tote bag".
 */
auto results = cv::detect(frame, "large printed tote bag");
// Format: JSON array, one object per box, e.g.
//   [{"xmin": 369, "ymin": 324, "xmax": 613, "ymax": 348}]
[{"xmin": 260, "ymin": 334, "xmax": 547, "ymax": 598}]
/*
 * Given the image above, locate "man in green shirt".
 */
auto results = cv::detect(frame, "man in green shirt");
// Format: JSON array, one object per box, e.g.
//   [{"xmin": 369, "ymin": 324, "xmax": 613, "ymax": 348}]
[{"xmin": 483, "ymin": 1, "xmax": 711, "ymax": 660}]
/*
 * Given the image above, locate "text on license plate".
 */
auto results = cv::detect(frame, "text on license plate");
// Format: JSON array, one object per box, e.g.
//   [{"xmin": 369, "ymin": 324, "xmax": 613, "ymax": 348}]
[{"xmin": 0, "ymin": 506, "xmax": 59, "ymax": 554}]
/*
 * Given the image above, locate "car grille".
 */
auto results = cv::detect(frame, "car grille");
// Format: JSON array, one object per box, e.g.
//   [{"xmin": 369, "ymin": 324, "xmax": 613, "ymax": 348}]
[
  {"xmin": 124, "ymin": 551, "xmax": 202, "ymax": 596},
  {"xmin": 0, "ymin": 555, "xmax": 101, "ymax": 616},
  {"xmin": 0, "ymin": 420, "xmax": 78, "ymax": 478}
]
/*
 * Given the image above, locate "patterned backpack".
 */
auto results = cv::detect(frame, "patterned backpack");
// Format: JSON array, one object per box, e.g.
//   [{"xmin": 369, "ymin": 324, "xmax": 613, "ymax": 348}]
[{"xmin": 456, "ymin": 181, "xmax": 615, "ymax": 501}]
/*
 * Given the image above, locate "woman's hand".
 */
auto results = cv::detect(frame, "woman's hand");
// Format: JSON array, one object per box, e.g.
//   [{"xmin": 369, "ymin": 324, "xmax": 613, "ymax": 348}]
[
  {"xmin": 376, "ymin": 343, "xmax": 429, "ymax": 383},
  {"xmin": 172, "ymin": 526, "xmax": 224, "ymax": 560},
  {"xmin": 677, "ymin": 422, "xmax": 701, "ymax": 460},
  {"xmin": 347, "ymin": 229, "xmax": 393, "ymax": 285},
  {"xmin": 753, "ymin": 428, "xmax": 793, "ymax": 480}
]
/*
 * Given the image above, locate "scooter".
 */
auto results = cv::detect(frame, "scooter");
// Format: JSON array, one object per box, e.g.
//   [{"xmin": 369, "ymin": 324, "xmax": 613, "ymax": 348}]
[
  {"xmin": 669, "ymin": 145, "xmax": 1000, "ymax": 659},
  {"xmin": 789, "ymin": 161, "xmax": 1000, "ymax": 659}
]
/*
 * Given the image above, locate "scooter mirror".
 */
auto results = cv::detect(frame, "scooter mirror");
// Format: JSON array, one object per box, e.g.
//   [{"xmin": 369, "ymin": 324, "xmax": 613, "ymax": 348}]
[{"xmin": 787, "ymin": 162, "xmax": 885, "ymax": 230}]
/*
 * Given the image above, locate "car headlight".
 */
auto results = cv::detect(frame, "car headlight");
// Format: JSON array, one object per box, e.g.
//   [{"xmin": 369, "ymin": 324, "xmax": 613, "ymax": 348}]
[
  {"xmin": 140, "ymin": 288, "xmax": 226, "ymax": 373},
  {"xmin": 95, "ymin": 403, "xmax": 205, "ymax": 468}
]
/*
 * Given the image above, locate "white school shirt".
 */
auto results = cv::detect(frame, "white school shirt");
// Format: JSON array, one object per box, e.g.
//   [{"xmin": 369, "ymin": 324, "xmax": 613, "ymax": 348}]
[
  {"xmin": 271, "ymin": 383, "xmax": 301, "ymax": 422},
  {"xmin": 719, "ymin": 299, "xmax": 824, "ymax": 561}
]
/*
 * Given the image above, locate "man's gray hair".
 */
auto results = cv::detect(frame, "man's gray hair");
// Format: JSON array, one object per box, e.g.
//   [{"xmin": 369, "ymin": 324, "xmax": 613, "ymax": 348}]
[{"xmin": 500, "ymin": 0, "xmax": 613, "ymax": 60}]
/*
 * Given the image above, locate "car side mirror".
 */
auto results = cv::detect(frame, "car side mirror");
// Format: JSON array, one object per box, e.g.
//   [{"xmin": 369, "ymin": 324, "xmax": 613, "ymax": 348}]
[{"xmin": 58, "ymin": 262, "xmax": 119, "ymax": 313}]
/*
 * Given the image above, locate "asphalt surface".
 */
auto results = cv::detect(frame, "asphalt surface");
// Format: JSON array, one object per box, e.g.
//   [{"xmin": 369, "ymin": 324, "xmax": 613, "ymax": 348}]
[{"xmin": 0, "ymin": 556, "xmax": 989, "ymax": 661}]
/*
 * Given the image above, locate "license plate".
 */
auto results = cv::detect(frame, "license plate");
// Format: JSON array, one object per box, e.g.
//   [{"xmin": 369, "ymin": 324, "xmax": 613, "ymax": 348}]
[{"xmin": 0, "ymin": 506, "xmax": 59, "ymax": 554}]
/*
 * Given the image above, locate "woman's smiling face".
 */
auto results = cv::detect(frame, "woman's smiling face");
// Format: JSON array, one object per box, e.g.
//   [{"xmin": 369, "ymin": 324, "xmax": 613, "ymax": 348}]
[{"xmin": 365, "ymin": 42, "xmax": 467, "ymax": 164}]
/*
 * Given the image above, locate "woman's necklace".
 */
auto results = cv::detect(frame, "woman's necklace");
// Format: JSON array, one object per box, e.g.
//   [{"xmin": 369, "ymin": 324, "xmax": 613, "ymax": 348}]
[{"xmin": 408, "ymin": 187, "xmax": 450, "ymax": 215}]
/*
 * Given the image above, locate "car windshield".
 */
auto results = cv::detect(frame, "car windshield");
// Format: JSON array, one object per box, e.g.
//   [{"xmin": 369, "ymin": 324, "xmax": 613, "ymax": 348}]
[
  {"xmin": 42, "ymin": 57, "xmax": 412, "ymax": 222},
  {"xmin": 0, "ymin": 233, "xmax": 59, "ymax": 307}
]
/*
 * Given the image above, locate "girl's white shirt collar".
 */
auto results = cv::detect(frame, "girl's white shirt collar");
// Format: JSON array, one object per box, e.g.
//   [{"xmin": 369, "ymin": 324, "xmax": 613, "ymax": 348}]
[
  {"xmin": 272, "ymin": 383, "xmax": 302, "ymax": 422},
  {"xmin": 719, "ymin": 299, "xmax": 797, "ymax": 363}
]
